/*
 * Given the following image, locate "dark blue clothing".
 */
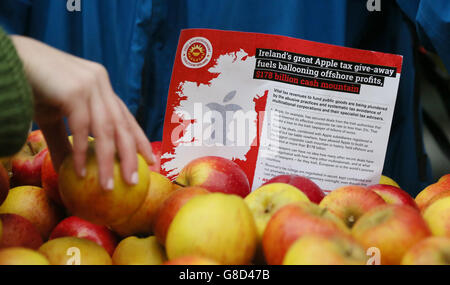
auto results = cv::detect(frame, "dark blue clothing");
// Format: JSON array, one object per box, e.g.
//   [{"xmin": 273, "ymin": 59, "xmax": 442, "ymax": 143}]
[{"xmin": 1, "ymin": 0, "xmax": 448, "ymax": 195}]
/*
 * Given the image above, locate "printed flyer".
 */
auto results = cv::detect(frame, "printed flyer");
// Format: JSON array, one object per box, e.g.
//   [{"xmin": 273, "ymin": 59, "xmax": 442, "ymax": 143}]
[{"xmin": 161, "ymin": 29, "xmax": 403, "ymax": 192}]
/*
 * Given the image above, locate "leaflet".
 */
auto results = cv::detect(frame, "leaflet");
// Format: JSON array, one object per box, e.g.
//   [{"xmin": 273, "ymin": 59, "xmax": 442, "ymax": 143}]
[{"xmin": 161, "ymin": 29, "xmax": 403, "ymax": 192}]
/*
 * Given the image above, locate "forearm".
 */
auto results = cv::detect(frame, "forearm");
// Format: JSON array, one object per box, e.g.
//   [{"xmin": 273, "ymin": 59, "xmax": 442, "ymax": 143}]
[{"xmin": 0, "ymin": 28, "xmax": 33, "ymax": 158}]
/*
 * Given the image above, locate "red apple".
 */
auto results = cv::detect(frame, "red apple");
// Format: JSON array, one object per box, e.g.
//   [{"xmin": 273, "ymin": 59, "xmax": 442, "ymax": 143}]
[
  {"xmin": 319, "ymin": 186, "xmax": 386, "ymax": 228},
  {"xmin": 368, "ymin": 184, "xmax": 419, "ymax": 210},
  {"xmin": 175, "ymin": 156, "xmax": 250, "ymax": 197},
  {"xmin": 148, "ymin": 141, "xmax": 162, "ymax": 173},
  {"xmin": 263, "ymin": 175, "xmax": 325, "ymax": 203},
  {"xmin": 352, "ymin": 204, "xmax": 431, "ymax": 265},
  {"xmin": 0, "ymin": 186, "xmax": 63, "ymax": 240},
  {"xmin": 401, "ymin": 237, "xmax": 450, "ymax": 265},
  {"xmin": 0, "ymin": 214, "xmax": 43, "ymax": 250},
  {"xmin": 11, "ymin": 130, "xmax": 48, "ymax": 187},
  {"xmin": 41, "ymin": 152, "xmax": 62, "ymax": 205},
  {"xmin": 153, "ymin": 186, "xmax": 209, "ymax": 246},
  {"xmin": 0, "ymin": 163, "xmax": 9, "ymax": 205},
  {"xmin": 49, "ymin": 216, "xmax": 118, "ymax": 256},
  {"xmin": 262, "ymin": 201, "xmax": 349, "ymax": 265}
]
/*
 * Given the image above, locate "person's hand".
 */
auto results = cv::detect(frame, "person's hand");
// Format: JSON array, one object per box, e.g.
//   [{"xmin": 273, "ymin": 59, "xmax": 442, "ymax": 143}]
[{"xmin": 11, "ymin": 35, "xmax": 154, "ymax": 190}]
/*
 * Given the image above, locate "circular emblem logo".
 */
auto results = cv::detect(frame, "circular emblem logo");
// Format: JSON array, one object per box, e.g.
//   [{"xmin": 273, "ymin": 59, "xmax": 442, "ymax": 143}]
[{"xmin": 181, "ymin": 37, "xmax": 213, "ymax": 68}]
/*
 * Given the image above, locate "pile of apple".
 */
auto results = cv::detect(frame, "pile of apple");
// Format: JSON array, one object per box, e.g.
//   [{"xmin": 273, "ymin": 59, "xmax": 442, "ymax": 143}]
[{"xmin": 0, "ymin": 130, "xmax": 449, "ymax": 265}]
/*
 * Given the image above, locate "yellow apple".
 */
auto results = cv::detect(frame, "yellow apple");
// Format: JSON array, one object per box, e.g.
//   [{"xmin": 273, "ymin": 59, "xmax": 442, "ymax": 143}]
[
  {"xmin": 423, "ymin": 196, "xmax": 450, "ymax": 237},
  {"xmin": 245, "ymin": 183, "xmax": 310, "ymax": 238},
  {"xmin": 164, "ymin": 256, "xmax": 220, "ymax": 265},
  {"xmin": 112, "ymin": 236, "xmax": 166, "ymax": 265},
  {"xmin": 39, "ymin": 237, "xmax": 112, "ymax": 265},
  {"xmin": 0, "ymin": 247, "xmax": 49, "ymax": 265},
  {"xmin": 282, "ymin": 234, "xmax": 367, "ymax": 265},
  {"xmin": 58, "ymin": 141, "xmax": 150, "ymax": 226},
  {"xmin": 244, "ymin": 183, "xmax": 310, "ymax": 263},
  {"xmin": 165, "ymin": 193, "xmax": 257, "ymax": 265},
  {"xmin": 415, "ymin": 174, "xmax": 450, "ymax": 211},
  {"xmin": 379, "ymin": 175, "xmax": 400, "ymax": 188},
  {"xmin": 153, "ymin": 186, "xmax": 209, "ymax": 246},
  {"xmin": 112, "ymin": 171, "xmax": 175, "ymax": 237}
]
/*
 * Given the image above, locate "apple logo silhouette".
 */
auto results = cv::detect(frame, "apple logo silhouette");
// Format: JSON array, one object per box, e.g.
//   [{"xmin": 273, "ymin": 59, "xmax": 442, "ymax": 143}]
[{"xmin": 206, "ymin": 90, "xmax": 243, "ymax": 145}]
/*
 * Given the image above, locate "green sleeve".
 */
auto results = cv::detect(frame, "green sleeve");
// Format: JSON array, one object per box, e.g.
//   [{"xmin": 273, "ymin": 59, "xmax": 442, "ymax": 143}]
[{"xmin": 0, "ymin": 27, "xmax": 33, "ymax": 158}]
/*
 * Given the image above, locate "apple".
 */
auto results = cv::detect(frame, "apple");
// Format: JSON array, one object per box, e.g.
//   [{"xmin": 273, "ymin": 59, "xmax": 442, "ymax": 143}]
[
  {"xmin": 41, "ymin": 136, "xmax": 95, "ymax": 206},
  {"xmin": 175, "ymin": 156, "xmax": 250, "ymax": 197},
  {"xmin": 164, "ymin": 256, "xmax": 220, "ymax": 265},
  {"xmin": 0, "ymin": 157, "xmax": 12, "ymax": 176},
  {"xmin": 112, "ymin": 171, "xmax": 176, "ymax": 237},
  {"xmin": 423, "ymin": 196, "xmax": 450, "ymax": 237},
  {"xmin": 401, "ymin": 237, "xmax": 450, "ymax": 265},
  {"xmin": 263, "ymin": 175, "xmax": 325, "ymax": 203},
  {"xmin": 165, "ymin": 193, "xmax": 257, "ymax": 265},
  {"xmin": 415, "ymin": 174, "xmax": 450, "ymax": 211},
  {"xmin": 0, "ymin": 247, "xmax": 49, "ymax": 265},
  {"xmin": 367, "ymin": 184, "xmax": 419, "ymax": 210},
  {"xmin": 244, "ymin": 183, "xmax": 310, "ymax": 263},
  {"xmin": 49, "ymin": 216, "xmax": 118, "ymax": 256},
  {"xmin": 421, "ymin": 190, "xmax": 450, "ymax": 213},
  {"xmin": 11, "ymin": 130, "xmax": 48, "ymax": 187},
  {"xmin": 41, "ymin": 151, "xmax": 62, "ymax": 205},
  {"xmin": 58, "ymin": 141, "xmax": 150, "ymax": 226},
  {"xmin": 282, "ymin": 233, "xmax": 367, "ymax": 265},
  {"xmin": 352, "ymin": 204, "xmax": 431, "ymax": 265},
  {"xmin": 112, "ymin": 236, "xmax": 166, "ymax": 265},
  {"xmin": 0, "ymin": 186, "xmax": 63, "ymax": 240},
  {"xmin": 379, "ymin": 175, "xmax": 400, "ymax": 188},
  {"xmin": 153, "ymin": 186, "xmax": 209, "ymax": 245},
  {"xmin": 39, "ymin": 237, "xmax": 112, "ymax": 265},
  {"xmin": 245, "ymin": 183, "xmax": 310, "ymax": 238},
  {"xmin": 319, "ymin": 186, "xmax": 386, "ymax": 228},
  {"xmin": 148, "ymin": 141, "xmax": 162, "ymax": 173},
  {"xmin": 0, "ymin": 213, "xmax": 42, "ymax": 249},
  {"xmin": 0, "ymin": 163, "xmax": 9, "ymax": 205},
  {"xmin": 262, "ymin": 201, "xmax": 349, "ymax": 265}
]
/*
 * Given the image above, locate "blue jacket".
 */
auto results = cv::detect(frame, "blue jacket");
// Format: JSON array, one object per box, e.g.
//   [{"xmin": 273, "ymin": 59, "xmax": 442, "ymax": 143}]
[{"xmin": 1, "ymin": 0, "xmax": 449, "ymax": 195}]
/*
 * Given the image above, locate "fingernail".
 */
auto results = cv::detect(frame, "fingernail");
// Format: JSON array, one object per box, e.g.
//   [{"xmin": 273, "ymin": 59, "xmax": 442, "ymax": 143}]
[
  {"xmin": 131, "ymin": 172, "xmax": 138, "ymax": 185},
  {"xmin": 81, "ymin": 168, "xmax": 86, "ymax": 178},
  {"xmin": 105, "ymin": 178, "xmax": 114, "ymax": 191}
]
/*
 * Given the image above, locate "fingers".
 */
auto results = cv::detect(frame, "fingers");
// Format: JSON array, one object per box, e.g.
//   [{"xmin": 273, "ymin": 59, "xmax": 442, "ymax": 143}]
[
  {"xmin": 16, "ymin": 38, "xmax": 149, "ymax": 189},
  {"xmin": 116, "ymin": 98, "xmax": 154, "ymax": 165},
  {"xmin": 66, "ymin": 100, "xmax": 90, "ymax": 178},
  {"xmin": 89, "ymin": 93, "xmax": 116, "ymax": 190},
  {"xmin": 90, "ymin": 64, "xmax": 138, "ymax": 187}
]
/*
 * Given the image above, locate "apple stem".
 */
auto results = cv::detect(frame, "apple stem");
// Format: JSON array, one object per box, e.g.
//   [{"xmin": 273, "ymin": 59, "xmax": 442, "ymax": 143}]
[
  {"xmin": 172, "ymin": 180, "xmax": 186, "ymax": 188},
  {"xmin": 27, "ymin": 141, "xmax": 36, "ymax": 155}
]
